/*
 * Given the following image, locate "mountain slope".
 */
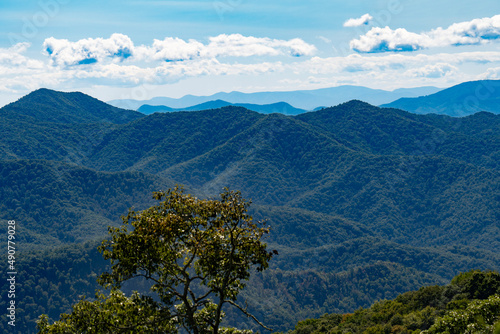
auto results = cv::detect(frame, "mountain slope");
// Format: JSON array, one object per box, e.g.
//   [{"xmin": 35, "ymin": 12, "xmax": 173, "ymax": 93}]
[
  {"xmin": 0, "ymin": 159, "xmax": 175, "ymax": 247},
  {"xmin": 381, "ymin": 80, "xmax": 500, "ymax": 116},
  {"xmin": 82, "ymin": 100, "xmax": 500, "ymax": 251},
  {"xmin": 1, "ymin": 88, "xmax": 144, "ymax": 124},
  {"xmin": 87, "ymin": 106, "xmax": 264, "ymax": 172},
  {"xmin": 297, "ymin": 101, "xmax": 499, "ymax": 168}
]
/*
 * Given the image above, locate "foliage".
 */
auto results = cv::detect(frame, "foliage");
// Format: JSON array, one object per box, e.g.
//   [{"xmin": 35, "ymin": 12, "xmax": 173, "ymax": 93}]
[
  {"xmin": 37, "ymin": 187, "xmax": 274, "ymax": 334},
  {"xmin": 0, "ymin": 241, "xmax": 108, "ymax": 334},
  {"xmin": 423, "ymin": 294, "xmax": 500, "ymax": 334},
  {"xmin": 286, "ymin": 270, "xmax": 500, "ymax": 334},
  {"xmin": 37, "ymin": 290, "xmax": 175, "ymax": 334}
]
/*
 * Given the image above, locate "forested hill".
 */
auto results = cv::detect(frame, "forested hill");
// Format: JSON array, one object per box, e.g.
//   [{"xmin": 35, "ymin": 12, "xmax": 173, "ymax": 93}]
[
  {"xmin": 0, "ymin": 90, "xmax": 498, "ymax": 332},
  {"xmin": 0, "ymin": 88, "xmax": 144, "ymax": 124}
]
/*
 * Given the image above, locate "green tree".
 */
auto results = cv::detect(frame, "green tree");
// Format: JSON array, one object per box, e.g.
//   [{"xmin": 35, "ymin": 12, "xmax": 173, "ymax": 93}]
[
  {"xmin": 423, "ymin": 294, "xmax": 500, "ymax": 334},
  {"xmin": 37, "ymin": 187, "xmax": 275, "ymax": 334}
]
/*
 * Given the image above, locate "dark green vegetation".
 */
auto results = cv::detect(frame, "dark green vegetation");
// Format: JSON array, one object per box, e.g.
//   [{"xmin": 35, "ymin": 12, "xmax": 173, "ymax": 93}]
[
  {"xmin": 138, "ymin": 100, "xmax": 307, "ymax": 115},
  {"xmin": 381, "ymin": 79, "xmax": 500, "ymax": 116},
  {"xmin": 1, "ymin": 88, "xmax": 143, "ymax": 124},
  {"xmin": 288, "ymin": 270, "xmax": 500, "ymax": 334},
  {"xmin": 0, "ymin": 88, "xmax": 498, "ymax": 333}
]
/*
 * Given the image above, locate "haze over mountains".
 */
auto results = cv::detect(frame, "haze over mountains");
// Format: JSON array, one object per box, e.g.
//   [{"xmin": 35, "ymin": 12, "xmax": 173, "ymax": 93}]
[
  {"xmin": 138, "ymin": 100, "xmax": 307, "ymax": 115},
  {"xmin": 109, "ymin": 80, "xmax": 500, "ymax": 117},
  {"xmin": 0, "ymin": 86, "xmax": 498, "ymax": 332},
  {"xmin": 109, "ymin": 85, "xmax": 442, "ymax": 111}
]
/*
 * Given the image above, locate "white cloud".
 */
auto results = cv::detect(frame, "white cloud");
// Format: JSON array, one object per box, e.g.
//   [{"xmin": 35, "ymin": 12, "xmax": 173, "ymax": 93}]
[
  {"xmin": 279, "ymin": 51, "xmax": 500, "ymax": 90},
  {"xmin": 406, "ymin": 63, "xmax": 458, "ymax": 78},
  {"xmin": 43, "ymin": 34, "xmax": 134, "ymax": 66},
  {"xmin": 3, "ymin": 34, "xmax": 500, "ymax": 100},
  {"xmin": 0, "ymin": 43, "xmax": 49, "ymax": 93},
  {"xmin": 295, "ymin": 52, "xmax": 500, "ymax": 75},
  {"xmin": 350, "ymin": 27, "xmax": 428, "ymax": 53},
  {"xmin": 0, "ymin": 43, "xmax": 44, "ymax": 69},
  {"xmin": 351, "ymin": 14, "xmax": 500, "ymax": 53},
  {"xmin": 344, "ymin": 14, "xmax": 373, "ymax": 27},
  {"xmin": 43, "ymin": 33, "xmax": 317, "ymax": 65},
  {"xmin": 478, "ymin": 67, "xmax": 500, "ymax": 79},
  {"xmin": 204, "ymin": 34, "xmax": 305, "ymax": 58}
]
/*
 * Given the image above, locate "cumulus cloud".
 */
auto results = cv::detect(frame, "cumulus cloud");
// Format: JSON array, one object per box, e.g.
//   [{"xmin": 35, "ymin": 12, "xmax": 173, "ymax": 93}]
[
  {"xmin": 351, "ymin": 14, "xmax": 500, "ymax": 53},
  {"xmin": 344, "ymin": 14, "xmax": 373, "ymax": 27},
  {"xmin": 43, "ymin": 34, "xmax": 134, "ymax": 66},
  {"xmin": 43, "ymin": 33, "xmax": 316, "ymax": 65},
  {"xmin": 4, "ymin": 34, "xmax": 500, "ymax": 99},
  {"xmin": 350, "ymin": 27, "xmax": 428, "ymax": 53}
]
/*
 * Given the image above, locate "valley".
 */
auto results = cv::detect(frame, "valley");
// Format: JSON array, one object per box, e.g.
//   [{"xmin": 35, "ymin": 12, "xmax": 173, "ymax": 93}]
[{"xmin": 0, "ymin": 83, "xmax": 498, "ymax": 333}]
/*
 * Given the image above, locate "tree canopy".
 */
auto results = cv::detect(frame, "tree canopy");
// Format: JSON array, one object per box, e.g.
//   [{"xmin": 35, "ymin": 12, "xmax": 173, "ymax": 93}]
[{"xmin": 37, "ymin": 187, "xmax": 275, "ymax": 333}]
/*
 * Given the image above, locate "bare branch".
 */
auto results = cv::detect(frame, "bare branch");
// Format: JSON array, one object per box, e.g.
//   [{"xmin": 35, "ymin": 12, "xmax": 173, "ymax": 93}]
[{"xmin": 227, "ymin": 300, "xmax": 272, "ymax": 331}]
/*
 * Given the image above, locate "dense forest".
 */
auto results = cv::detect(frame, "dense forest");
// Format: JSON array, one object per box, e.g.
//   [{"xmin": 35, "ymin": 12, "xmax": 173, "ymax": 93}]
[{"xmin": 0, "ymin": 87, "xmax": 498, "ymax": 332}]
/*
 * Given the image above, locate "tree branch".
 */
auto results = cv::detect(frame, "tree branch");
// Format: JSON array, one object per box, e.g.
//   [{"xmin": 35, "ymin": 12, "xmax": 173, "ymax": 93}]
[{"xmin": 227, "ymin": 300, "xmax": 272, "ymax": 331}]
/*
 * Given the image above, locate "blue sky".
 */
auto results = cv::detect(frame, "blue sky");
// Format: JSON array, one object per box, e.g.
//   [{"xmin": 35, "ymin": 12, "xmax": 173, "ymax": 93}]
[{"xmin": 1, "ymin": 0, "xmax": 500, "ymax": 106}]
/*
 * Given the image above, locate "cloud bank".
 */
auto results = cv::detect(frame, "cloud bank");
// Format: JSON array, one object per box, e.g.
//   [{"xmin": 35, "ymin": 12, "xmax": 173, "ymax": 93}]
[
  {"xmin": 351, "ymin": 14, "xmax": 500, "ymax": 53},
  {"xmin": 43, "ymin": 33, "xmax": 317, "ymax": 66}
]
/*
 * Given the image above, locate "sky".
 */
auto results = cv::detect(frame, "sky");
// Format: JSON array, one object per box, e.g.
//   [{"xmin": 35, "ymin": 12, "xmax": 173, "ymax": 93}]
[{"xmin": 1, "ymin": 0, "xmax": 500, "ymax": 106}]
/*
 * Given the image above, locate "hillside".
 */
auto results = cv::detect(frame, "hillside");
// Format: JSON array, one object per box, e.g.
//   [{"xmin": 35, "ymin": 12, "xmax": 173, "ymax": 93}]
[
  {"xmin": 0, "ymin": 159, "xmax": 175, "ymax": 246},
  {"xmin": 287, "ymin": 270, "xmax": 500, "ymax": 334},
  {"xmin": 381, "ymin": 80, "xmax": 500, "ymax": 116},
  {"xmin": 81, "ymin": 101, "xmax": 499, "ymax": 250},
  {"xmin": 0, "ymin": 90, "xmax": 498, "ymax": 332}
]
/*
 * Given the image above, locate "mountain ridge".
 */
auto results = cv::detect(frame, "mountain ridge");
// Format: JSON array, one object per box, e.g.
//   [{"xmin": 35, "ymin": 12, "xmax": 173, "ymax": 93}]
[
  {"xmin": 109, "ymin": 85, "xmax": 442, "ymax": 110},
  {"xmin": 1, "ymin": 88, "xmax": 144, "ymax": 124},
  {"xmin": 138, "ymin": 99, "xmax": 307, "ymax": 115},
  {"xmin": 1, "ymin": 89, "xmax": 498, "ymax": 332},
  {"xmin": 381, "ymin": 79, "xmax": 500, "ymax": 116}
]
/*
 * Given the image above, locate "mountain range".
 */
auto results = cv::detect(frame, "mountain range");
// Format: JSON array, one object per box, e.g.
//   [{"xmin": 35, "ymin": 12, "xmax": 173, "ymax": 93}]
[
  {"xmin": 0, "ymin": 87, "xmax": 498, "ymax": 332},
  {"xmin": 110, "ymin": 80, "xmax": 500, "ymax": 117},
  {"xmin": 138, "ymin": 99, "xmax": 307, "ymax": 115},
  {"xmin": 109, "ymin": 85, "xmax": 441, "ymax": 111},
  {"xmin": 382, "ymin": 80, "xmax": 500, "ymax": 116}
]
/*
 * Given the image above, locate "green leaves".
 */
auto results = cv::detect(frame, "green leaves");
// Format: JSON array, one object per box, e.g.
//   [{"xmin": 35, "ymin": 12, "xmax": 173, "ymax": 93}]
[
  {"xmin": 424, "ymin": 295, "xmax": 500, "ymax": 334},
  {"xmin": 285, "ymin": 270, "xmax": 500, "ymax": 334},
  {"xmin": 37, "ymin": 290, "xmax": 176, "ymax": 333},
  {"xmin": 39, "ymin": 186, "xmax": 273, "ymax": 334}
]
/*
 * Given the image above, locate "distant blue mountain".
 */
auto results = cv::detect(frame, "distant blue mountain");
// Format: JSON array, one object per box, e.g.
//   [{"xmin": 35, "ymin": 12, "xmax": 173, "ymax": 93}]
[
  {"xmin": 138, "ymin": 100, "xmax": 307, "ymax": 115},
  {"xmin": 381, "ymin": 80, "xmax": 500, "ymax": 116},
  {"xmin": 109, "ymin": 85, "xmax": 441, "ymax": 111}
]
